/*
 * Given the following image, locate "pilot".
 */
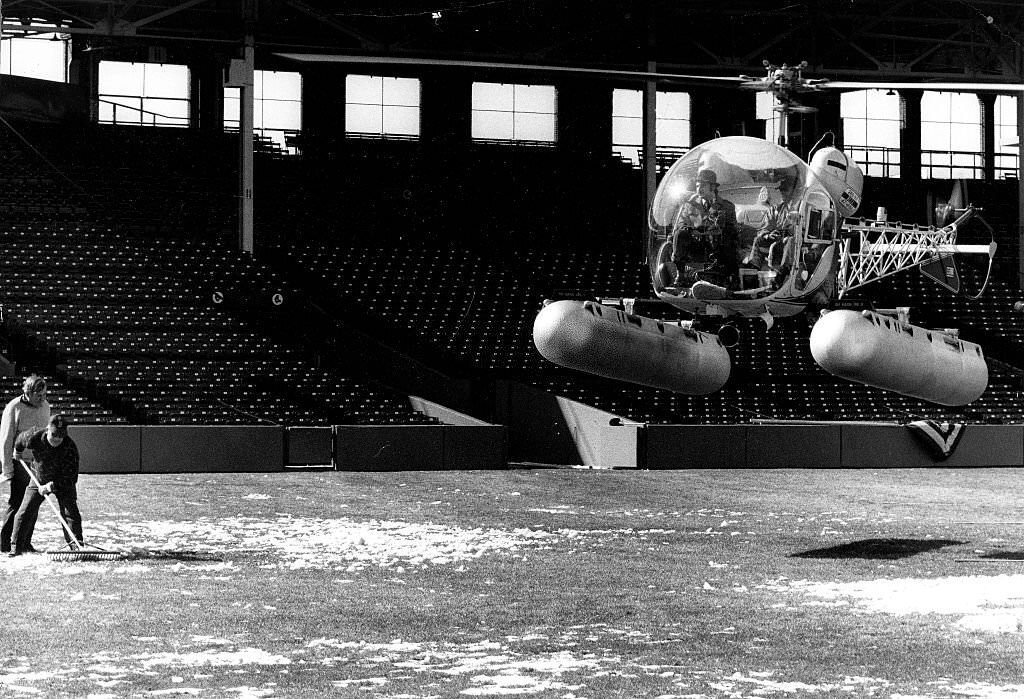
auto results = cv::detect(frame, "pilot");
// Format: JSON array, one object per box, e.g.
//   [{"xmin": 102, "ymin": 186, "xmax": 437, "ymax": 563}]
[
  {"xmin": 744, "ymin": 200, "xmax": 791, "ymax": 270},
  {"xmin": 671, "ymin": 168, "xmax": 738, "ymax": 287}
]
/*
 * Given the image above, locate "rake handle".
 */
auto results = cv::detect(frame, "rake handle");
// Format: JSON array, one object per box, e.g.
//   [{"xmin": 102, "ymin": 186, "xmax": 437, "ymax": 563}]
[{"xmin": 17, "ymin": 458, "xmax": 80, "ymax": 547}]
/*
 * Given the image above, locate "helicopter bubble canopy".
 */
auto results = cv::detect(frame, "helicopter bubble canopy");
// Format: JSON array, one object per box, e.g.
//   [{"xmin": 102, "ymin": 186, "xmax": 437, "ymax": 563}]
[{"xmin": 648, "ymin": 136, "xmax": 848, "ymax": 298}]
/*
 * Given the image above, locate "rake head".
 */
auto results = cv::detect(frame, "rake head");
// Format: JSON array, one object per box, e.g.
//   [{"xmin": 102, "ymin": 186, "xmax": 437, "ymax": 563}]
[{"xmin": 46, "ymin": 544, "xmax": 126, "ymax": 562}]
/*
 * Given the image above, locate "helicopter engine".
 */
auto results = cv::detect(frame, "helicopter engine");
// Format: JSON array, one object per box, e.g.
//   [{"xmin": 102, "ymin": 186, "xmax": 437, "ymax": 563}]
[
  {"xmin": 810, "ymin": 309, "xmax": 988, "ymax": 406},
  {"xmin": 533, "ymin": 300, "xmax": 730, "ymax": 395}
]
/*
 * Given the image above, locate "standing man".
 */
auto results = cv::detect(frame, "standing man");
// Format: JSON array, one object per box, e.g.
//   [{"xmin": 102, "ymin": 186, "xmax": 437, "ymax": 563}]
[
  {"xmin": 10, "ymin": 415, "xmax": 81, "ymax": 556},
  {"xmin": 0, "ymin": 375, "xmax": 50, "ymax": 553}
]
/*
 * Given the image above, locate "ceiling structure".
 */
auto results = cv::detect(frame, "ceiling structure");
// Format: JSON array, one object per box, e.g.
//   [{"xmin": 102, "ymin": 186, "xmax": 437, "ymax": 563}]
[{"xmin": 2, "ymin": 0, "xmax": 1023, "ymax": 87}]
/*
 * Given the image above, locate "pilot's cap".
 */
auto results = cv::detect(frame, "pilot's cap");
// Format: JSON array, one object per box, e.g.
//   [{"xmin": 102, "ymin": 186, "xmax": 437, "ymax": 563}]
[{"xmin": 696, "ymin": 169, "xmax": 719, "ymax": 186}]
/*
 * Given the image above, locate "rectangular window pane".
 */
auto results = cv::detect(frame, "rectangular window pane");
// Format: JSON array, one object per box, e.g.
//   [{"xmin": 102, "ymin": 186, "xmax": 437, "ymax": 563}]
[
  {"xmin": 514, "ymin": 112, "xmax": 555, "ymax": 141},
  {"xmin": 840, "ymin": 91, "xmax": 867, "ymax": 116},
  {"xmin": 921, "ymin": 121, "xmax": 948, "ymax": 150},
  {"xmin": 656, "ymin": 92, "xmax": 689, "ymax": 119},
  {"xmin": 612, "ymin": 88, "xmax": 641, "ymax": 117},
  {"xmin": 612, "ymin": 115, "xmax": 641, "ymax": 146},
  {"xmin": 844, "ymin": 117, "xmax": 868, "ymax": 145},
  {"xmin": 657, "ymin": 119, "xmax": 689, "ymax": 148},
  {"xmin": 346, "ymin": 75, "xmax": 381, "ymax": 104},
  {"xmin": 383, "ymin": 77, "xmax": 420, "ymax": 106},
  {"xmin": 346, "ymin": 103, "xmax": 382, "ymax": 133},
  {"xmin": 950, "ymin": 127, "xmax": 979, "ymax": 152},
  {"xmin": 224, "ymin": 90, "xmax": 240, "ymax": 123},
  {"xmin": 473, "ymin": 82, "xmax": 514, "ymax": 111},
  {"xmin": 260, "ymin": 70, "xmax": 302, "ymax": 101},
  {"xmin": 383, "ymin": 105, "xmax": 420, "ymax": 135},
  {"xmin": 143, "ymin": 64, "xmax": 188, "ymax": 98},
  {"xmin": 865, "ymin": 91, "xmax": 898, "ymax": 115},
  {"xmin": 949, "ymin": 93, "xmax": 980, "ymax": 122},
  {"xmin": 99, "ymin": 61, "xmax": 144, "ymax": 94},
  {"xmin": 259, "ymin": 100, "xmax": 298, "ymax": 130},
  {"xmin": 513, "ymin": 84, "xmax": 554, "ymax": 112},
  {"xmin": 873, "ymin": 120, "xmax": 900, "ymax": 148},
  {"xmin": 922, "ymin": 92, "xmax": 951, "ymax": 121},
  {"xmin": 472, "ymin": 110, "xmax": 514, "ymax": 140}
]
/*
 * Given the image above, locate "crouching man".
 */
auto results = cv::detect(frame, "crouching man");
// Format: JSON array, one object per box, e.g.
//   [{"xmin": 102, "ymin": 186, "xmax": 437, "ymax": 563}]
[{"xmin": 9, "ymin": 415, "xmax": 82, "ymax": 556}]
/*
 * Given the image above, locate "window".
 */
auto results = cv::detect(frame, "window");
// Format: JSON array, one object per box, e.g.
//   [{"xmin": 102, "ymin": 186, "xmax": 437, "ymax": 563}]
[
  {"xmin": 225, "ymin": 70, "xmax": 303, "ymax": 152},
  {"xmin": 99, "ymin": 61, "xmax": 190, "ymax": 127},
  {"xmin": 994, "ymin": 95, "xmax": 1018, "ymax": 179},
  {"xmin": 0, "ymin": 26, "xmax": 69, "ymax": 82},
  {"xmin": 841, "ymin": 90, "xmax": 901, "ymax": 177},
  {"xmin": 612, "ymin": 88, "xmax": 691, "ymax": 165},
  {"xmin": 345, "ymin": 74, "xmax": 420, "ymax": 138},
  {"xmin": 471, "ymin": 82, "xmax": 556, "ymax": 143},
  {"xmin": 921, "ymin": 91, "xmax": 981, "ymax": 178}
]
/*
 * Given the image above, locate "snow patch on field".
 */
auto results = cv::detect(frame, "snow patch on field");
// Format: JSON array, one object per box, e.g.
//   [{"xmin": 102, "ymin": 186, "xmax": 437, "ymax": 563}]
[
  {"xmin": 789, "ymin": 574, "xmax": 1024, "ymax": 633},
  {"xmin": 5, "ymin": 516, "xmax": 561, "ymax": 573}
]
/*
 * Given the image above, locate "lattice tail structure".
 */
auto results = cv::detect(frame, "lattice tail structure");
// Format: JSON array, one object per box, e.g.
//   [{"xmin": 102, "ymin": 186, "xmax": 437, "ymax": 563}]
[{"xmin": 837, "ymin": 207, "xmax": 994, "ymax": 298}]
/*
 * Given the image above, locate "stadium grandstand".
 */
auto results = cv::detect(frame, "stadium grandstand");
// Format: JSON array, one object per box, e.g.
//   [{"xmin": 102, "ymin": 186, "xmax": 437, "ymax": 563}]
[{"xmin": 1, "ymin": 1, "xmax": 1023, "ymax": 468}]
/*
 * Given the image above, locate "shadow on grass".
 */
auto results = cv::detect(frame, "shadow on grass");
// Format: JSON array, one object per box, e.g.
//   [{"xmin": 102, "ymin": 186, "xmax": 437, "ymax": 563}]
[
  {"xmin": 978, "ymin": 551, "xmax": 1024, "ymax": 561},
  {"xmin": 790, "ymin": 538, "xmax": 966, "ymax": 560}
]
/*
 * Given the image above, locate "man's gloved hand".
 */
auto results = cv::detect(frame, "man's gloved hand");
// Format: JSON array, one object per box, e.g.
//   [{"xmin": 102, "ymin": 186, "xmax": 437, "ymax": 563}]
[{"xmin": 38, "ymin": 482, "xmax": 53, "ymax": 497}]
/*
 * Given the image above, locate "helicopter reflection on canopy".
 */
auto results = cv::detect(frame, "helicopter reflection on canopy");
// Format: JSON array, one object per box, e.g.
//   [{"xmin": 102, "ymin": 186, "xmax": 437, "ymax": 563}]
[{"xmin": 649, "ymin": 137, "xmax": 855, "ymax": 317}]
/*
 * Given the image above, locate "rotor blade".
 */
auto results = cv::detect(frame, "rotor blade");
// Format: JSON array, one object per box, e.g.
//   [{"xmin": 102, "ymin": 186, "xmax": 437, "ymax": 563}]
[
  {"xmin": 274, "ymin": 53, "xmax": 748, "ymax": 85},
  {"xmin": 822, "ymin": 80, "xmax": 1024, "ymax": 92}
]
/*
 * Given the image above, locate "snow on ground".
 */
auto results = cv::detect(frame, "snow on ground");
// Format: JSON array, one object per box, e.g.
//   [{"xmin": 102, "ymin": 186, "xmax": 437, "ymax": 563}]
[
  {"xmin": 763, "ymin": 573, "xmax": 1024, "ymax": 634},
  {"xmin": 5, "ymin": 492, "xmax": 1024, "ymax": 696}
]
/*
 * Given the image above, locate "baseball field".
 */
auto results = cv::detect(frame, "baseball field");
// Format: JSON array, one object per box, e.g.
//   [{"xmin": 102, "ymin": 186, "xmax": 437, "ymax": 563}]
[{"xmin": 1, "ymin": 467, "xmax": 1023, "ymax": 698}]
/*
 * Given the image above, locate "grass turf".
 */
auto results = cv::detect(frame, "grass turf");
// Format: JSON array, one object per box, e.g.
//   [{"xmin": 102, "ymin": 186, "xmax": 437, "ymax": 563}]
[{"xmin": 1, "ymin": 468, "xmax": 1023, "ymax": 697}]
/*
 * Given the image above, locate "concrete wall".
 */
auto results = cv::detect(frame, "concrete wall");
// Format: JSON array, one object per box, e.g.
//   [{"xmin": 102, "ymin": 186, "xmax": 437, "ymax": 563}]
[
  {"xmin": 77, "ymin": 425, "xmax": 284, "ymax": 474},
  {"xmin": 69, "ymin": 420, "xmax": 1023, "ymax": 473},
  {"xmin": 335, "ymin": 425, "xmax": 506, "ymax": 471},
  {"xmin": 839, "ymin": 423, "xmax": 1022, "ymax": 467},
  {"xmin": 642, "ymin": 422, "xmax": 1023, "ymax": 469},
  {"xmin": 76, "ymin": 424, "xmax": 506, "ymax": 473},
  {"xmin": 286, "ymin": 427, "xmax": 333, "ymax": 466}
]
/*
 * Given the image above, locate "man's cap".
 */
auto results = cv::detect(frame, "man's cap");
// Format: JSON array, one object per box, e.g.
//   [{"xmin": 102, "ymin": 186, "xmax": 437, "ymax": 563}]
[
  {"xmin": 696, "ymin": 169, "xmax": 719, "ymax": 186},
  {"xmin": 48, "ymin": 414, "xmax": 70, "ymax": 437}
]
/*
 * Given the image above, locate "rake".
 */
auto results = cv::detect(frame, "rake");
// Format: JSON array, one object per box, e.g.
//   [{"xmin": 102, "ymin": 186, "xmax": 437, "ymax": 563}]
[{"xmin": 17, "ymin": 460, "xmax": 125, "ymax": 561}]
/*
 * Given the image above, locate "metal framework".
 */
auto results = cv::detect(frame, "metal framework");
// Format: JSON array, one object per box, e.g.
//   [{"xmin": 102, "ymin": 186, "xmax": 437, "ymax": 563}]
[{"xmin": 837, "ymin": 212, "xmax": 992, "ymax": 296}]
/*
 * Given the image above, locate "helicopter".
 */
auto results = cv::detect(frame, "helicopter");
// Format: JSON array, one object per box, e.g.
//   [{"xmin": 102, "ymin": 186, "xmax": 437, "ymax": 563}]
[{"xmin": 533, "ymin": 62, "xmax": 999, "ymax": 407}]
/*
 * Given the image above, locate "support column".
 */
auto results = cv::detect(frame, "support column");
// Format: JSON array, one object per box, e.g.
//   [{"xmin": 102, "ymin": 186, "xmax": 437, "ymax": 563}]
[
  {"xmin": 900, "ymin": 90, "xmax": 922, "ymax": 183},
  {"xmin": 238, "ymin": 35, "xmax": 255, "ymax": 254},
  {"xmin": 68, "ymin": 36, "xmax": 99, "ymax": 122},
  {"xmin": 190, "ymin": 53, "xmax": 225, "ymax": 134},
  {"xmin": 642, "ymin": 61, "xmax": 657, "ymax": 234},
  {"xmin": 980, "ymin": 93, "xmax": 996, "ymax": 182},
  {"xmin": 1017, "ymin": 94, "xmax": 1024, "ymax": 291}
]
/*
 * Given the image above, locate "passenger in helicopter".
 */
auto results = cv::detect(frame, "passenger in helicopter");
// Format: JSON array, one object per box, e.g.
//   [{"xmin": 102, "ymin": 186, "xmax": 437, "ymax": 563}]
[
  {"xmin": 670, "ymin": 168, "xmax": 737, "ymax": 287},
  {"xmin": 743, "ymin": 199, "xmax": 791, "ymax": 271}
]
